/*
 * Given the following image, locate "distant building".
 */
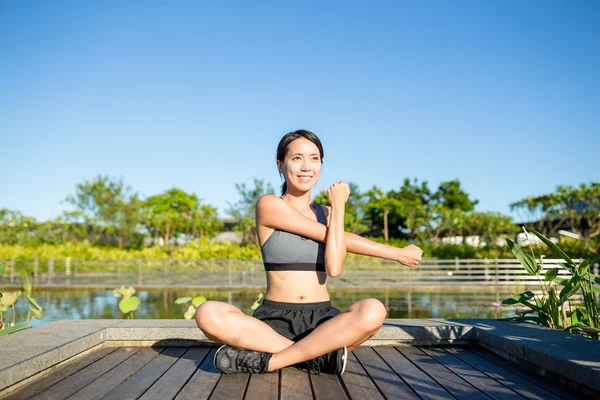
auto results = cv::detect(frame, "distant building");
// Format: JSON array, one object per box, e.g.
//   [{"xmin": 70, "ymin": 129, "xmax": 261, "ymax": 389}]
[{"xmin": 210, "ymin": 218, "xmax": 243, "ymax": 243}]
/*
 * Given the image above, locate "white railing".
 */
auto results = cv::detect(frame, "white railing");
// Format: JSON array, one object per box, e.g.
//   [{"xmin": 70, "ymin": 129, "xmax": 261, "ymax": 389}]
[{"xmin": 1, "ymin": 258, "xmax": 596, "ymax": 288}]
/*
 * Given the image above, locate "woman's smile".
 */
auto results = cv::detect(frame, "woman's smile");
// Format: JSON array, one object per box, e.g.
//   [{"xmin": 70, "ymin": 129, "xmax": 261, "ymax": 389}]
[{"xmin": 297, "ymin": 175, "xmax": 313, "ymax": 182}]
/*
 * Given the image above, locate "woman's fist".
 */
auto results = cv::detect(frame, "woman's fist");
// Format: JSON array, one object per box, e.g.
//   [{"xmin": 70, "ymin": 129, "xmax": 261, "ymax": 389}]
[
  {"xmin": 397, "ymin": 244, "xmax": 423, "ymax": 267},
  {"xmin": 327, "ymin": 181, "xmax": 350, "ymax": 208}
]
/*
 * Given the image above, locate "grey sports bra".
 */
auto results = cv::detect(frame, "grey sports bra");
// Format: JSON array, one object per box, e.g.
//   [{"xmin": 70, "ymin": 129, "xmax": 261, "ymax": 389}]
[{"xmin": 261, "ymin": 203, "xmax": 327, "ymax": 272}]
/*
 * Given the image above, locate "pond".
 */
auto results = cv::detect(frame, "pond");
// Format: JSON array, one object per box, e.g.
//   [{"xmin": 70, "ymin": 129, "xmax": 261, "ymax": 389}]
[{"xmin": 8, "ymin": 288, "xmax": 516, "ymax": 328}]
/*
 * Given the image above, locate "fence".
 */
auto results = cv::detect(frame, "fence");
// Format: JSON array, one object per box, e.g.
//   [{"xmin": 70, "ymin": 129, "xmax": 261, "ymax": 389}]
[{"xmin": 1, "ymin": 257, "xmax": 597, "ymax": 289}]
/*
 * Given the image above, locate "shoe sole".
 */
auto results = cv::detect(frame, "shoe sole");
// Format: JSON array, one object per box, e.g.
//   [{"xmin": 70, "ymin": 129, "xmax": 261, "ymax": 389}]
[
  {"xmin": 340, "ymin": 347, "xmax": 348, "ymax": 375},
  {"xmin": 214, "ymin": 344, "xmax": 227, "ymax": 372}
]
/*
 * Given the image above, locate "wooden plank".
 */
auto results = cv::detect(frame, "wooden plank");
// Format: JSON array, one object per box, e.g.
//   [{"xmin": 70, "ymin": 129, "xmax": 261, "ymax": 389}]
[
  {"xmin": 102, "ymin": 347, "xmax": 187, "ymax": 400},
  {"xmin": 310, "ymin": 372, "xmax": 347, "ymax": 400},
  {"xmin": 175, "ymin": 348, "xmax": 221, "ymax": 400},
  {"xmin": 139, "ymin": 347, "xmax": 211, "ymax": 400},
  {"xmin": 420, "ymin": 347, "xmax": 522, "ymax": 400},
  {"xmin": 352, "ymin": 347, "xmax": 419, "ymax": 399},
  {"xmin": 280, "ymin": 367, "xmax": 313, "ymax": 400},
  {"xmin": 339, "ymin": 352, "xmax": 384, "ymax": 400},
  {"xmin": 374, "ymin": 347, "xmax": 452, "ymax": 400},
  {"xmin": 445, "ymin": 347, "xmax": 562, "ymax": 400},
  {"xmin": 469, "ymin": 347, "xmax": 583, "ymax": 400},
  {"xmin": 67, "ymin": 347, "xmax": 164, "ymax": 400},
  {"xmin": 209, "ymin": 373, "xmax": 249, "ymax": 400},
  {"xmin": 29, "ymin": 347, "xmax": 140, "ymax": 400},
  {"xmin": 3, "ymin": 346, "xmax": 117, "ymax": 400},
  {"xmin": 398, "ymin": 346, "xmax": 488, "ymax": 400},
  {"xmin": 244, "ymin": 370, "xmax": 278, "ymax": 400}
]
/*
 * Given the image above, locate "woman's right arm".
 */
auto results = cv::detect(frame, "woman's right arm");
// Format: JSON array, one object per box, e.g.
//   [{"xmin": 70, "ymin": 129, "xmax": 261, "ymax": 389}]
[
  {"xmin": 256, "ymin": 194, "xmax": 422, "ymax": 267},
  {"xmin": 256, "ymin": 194, "xmax": 328, "ymax": 242}
]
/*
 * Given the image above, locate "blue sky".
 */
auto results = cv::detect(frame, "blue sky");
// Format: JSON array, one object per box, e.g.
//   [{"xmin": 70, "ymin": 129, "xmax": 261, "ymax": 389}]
[{"xmin": 1, "ymin": 1, "xmax": 599, "ymax": 223}]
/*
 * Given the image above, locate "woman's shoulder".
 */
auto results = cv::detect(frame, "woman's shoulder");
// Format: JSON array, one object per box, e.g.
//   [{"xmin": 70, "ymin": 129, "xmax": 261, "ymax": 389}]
[
  {"xmin": 257, "ymin": 193, "xmax": 281, "ymax": 207},
  {"xmin": 256, "ymin": 194, "xmax": 285, "ymax": 215}
]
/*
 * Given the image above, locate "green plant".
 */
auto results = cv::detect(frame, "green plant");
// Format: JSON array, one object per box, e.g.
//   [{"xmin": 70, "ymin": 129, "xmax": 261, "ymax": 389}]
[
  {"xmin": 0, "ymin": 263, "xmax": 44, "ymax": 336},
  {"xmin": 113, "ymin": 286, "xmax": 140, "ymax": 319},
  {"xmin": 502, "ymin": 227, "xmax": 600, "ymax": 339},
  {"xmin": 174, "ymin": 295, "xmax": 207, "ymax": 319}
]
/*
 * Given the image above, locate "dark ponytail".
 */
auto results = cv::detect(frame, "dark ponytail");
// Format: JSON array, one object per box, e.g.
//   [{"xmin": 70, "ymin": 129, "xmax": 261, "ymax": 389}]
[
  {"xmin": 276, "ymin": 129, "xmax": 324, "ymax": 196},
  {"xmin": 280, "ymin": 181, "xmax": 288, "ymax": 197}
]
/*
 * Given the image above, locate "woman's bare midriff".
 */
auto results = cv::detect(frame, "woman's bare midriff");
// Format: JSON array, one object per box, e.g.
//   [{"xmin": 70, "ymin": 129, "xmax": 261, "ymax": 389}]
[{"xmin": 265, "ymin": 271, "xmax": 330, "ymax": 303}]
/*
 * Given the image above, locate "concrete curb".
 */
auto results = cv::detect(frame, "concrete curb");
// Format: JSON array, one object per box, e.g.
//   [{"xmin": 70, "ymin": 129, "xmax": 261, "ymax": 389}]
[{"xmin": 1, "ymin": 318, "xmax": 599, "ymax": 394}]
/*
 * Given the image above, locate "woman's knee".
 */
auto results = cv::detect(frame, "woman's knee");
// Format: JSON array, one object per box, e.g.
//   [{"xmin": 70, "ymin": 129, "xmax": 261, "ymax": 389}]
[
  {"xmin": 356, "ymin": 298, "xmax": 387, "ymax": 332},
  {"xmin": 195, "ymin": 301, "xmax": 225, "ymax": 332}
]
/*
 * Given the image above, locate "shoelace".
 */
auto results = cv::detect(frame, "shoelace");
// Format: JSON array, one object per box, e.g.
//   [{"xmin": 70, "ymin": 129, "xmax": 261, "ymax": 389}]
[
  {"xmin": 308, "ymin": 354, "xmax": 327, "ymax": 375},
  {"xmin": 236, "ymin": 352, "xmax": 266, "ymax": 373}
]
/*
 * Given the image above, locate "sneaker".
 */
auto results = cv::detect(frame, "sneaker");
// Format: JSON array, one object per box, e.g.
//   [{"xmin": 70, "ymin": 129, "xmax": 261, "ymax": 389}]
[
  {"xmin": 213, "ymin": 345, "xmax": 272, "ymax": 374},
  {"xmin": 307, "ymin": 347, "xmax": 347, "ymax": 375}
]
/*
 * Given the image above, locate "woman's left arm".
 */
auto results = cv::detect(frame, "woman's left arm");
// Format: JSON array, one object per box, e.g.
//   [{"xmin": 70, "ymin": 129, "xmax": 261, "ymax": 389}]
[
  {"xmin": 324, "ymin": 181, "xmax": 349, "ymax": 277},
  {"xmin": 344, "ymin": 233, "xmax": 422, "ymax": 267}
]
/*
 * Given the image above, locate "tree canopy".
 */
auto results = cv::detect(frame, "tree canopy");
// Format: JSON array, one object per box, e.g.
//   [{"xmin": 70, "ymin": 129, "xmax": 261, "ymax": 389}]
[{"xmin": 1, "ymin": 176, "xmax": 594, "ymax": 257}]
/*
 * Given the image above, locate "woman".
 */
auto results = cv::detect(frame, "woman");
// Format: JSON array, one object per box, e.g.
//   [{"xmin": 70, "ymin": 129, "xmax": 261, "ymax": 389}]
[{"xmin": 196, "ymin": 129, "xmax": 423, "ymax": 375}]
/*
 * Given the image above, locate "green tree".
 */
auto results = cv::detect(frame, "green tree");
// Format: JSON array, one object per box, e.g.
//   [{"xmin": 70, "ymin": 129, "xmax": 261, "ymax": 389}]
[
  {"xmin": 364, "ymin": 186, "xmax": 404, "ymax": 241},
  {"xmin": 313, "ymin": 182, "xmax": 368, "ymax": 234},
  {"xmin": 431, "ymin": 179, "xmax": 478, "ymax": 212},
  {"xmin": 420, "ymin": 179, "xmax": 480, "ymax": 243},
  {"xmin": 510, "ymin": 182, "xmax": 600, "ymax": 251},
  {"xmin": 36, "ymin": 210, "xmax": 89, "ymax": 244},
  {"xmin": 65, "ymin": 176, "xmax": 142, "ymax": 248},
  {"xmin": 0, "ymin": 209, "xmax": 36, "ymax": 245},
  {"xmin": 366, "ymin": 179, "xmax": 431, "ymax": 241},
  {"xmin": 467, "ymin": 212, "xmax": 518, "ymax": 250},
  {"xmin": 143, "ymin": 188, "xmax": 199, "ymax": 246},
  {"xmin": 227, "ymin": 178, "xmax": 274, "ymax": 244},
  {"xmin": 183, "ymin": 204, "xmax": 223, "ymax": 243}
]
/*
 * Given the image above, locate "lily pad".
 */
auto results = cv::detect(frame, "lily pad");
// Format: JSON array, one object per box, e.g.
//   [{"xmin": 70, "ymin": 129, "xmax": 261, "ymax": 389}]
[
  {"xmin": 192, "ymin": 296, "xmax": 207, "ymax": 307},
  {"xmin": 29, "ymin": 307, "xmax": 43, "ymax": 320},
  {"xmin": 0, "ymin": 291, "xmax": 22, "ymax": 311},
  {"xmin": 114, "ymin": 286, "xmax": 136, "ymax": 299},
  {"xmin": 175, "ymin": 297, "xmax": 192, "ymax": 305},
  {"xmin": 184, "ymin": 305, "xmax": 196, "ymax": 320},
  {"xmin": 119, "ymin": 296, "xmax": 140, "ymax": 314},
  {"xmin": 27, "ymin": 296, "xmax": 42, "ymax": 311}
]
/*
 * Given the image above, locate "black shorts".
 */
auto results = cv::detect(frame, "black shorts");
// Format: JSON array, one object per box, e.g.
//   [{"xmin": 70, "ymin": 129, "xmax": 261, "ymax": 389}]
[{"xmin": 253, "ymin": 299, "xmax": 341, "ymax": 342}]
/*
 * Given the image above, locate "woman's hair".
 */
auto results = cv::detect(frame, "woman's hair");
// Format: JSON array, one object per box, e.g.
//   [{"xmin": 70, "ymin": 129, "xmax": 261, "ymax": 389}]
[{"xmin": 276, "ymin": 129, "xmax": 324, "ymax": 196}]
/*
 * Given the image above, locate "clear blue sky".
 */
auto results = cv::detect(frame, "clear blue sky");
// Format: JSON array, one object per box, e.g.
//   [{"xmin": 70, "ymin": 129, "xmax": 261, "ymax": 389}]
[{"xmin": 1, "ymin": 1, "xmax": 599, "ymax": 223}]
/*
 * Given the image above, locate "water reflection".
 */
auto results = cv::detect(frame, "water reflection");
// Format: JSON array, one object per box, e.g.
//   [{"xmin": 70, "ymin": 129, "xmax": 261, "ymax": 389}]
[{"xmin": 12, "ymin": 288, "xmax": 514, "ymax": 328}]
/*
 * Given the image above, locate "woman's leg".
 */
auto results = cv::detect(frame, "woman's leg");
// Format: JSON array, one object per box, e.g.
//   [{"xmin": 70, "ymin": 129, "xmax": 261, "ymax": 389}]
[
  {"xmin": 267, "ymin": 298, "xmax": 386, "ymax": 371},
  {"xmin": 195, "ymin": 301, "xmax": 294, "ymax": 353}
]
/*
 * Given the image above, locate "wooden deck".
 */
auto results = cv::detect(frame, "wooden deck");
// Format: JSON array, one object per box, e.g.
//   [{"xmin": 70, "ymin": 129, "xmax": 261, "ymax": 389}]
[{"xmin": 2, "ymin": 345, "xmax": 586, "ymax": 400}]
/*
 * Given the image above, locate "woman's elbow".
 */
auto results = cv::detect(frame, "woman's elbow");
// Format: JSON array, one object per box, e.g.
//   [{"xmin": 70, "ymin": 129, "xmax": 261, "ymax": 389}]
[
  {"xmin": 325, "ymin": 259, "xmax": 345, "ymax": 278},
  {"xmin": 328, "ymin": 268, "xmax": 342, "ymax": 278}
]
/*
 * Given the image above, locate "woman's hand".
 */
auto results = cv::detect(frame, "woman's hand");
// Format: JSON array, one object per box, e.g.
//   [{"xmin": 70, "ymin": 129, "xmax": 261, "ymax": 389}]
[
  {"xmin": 396, "ymin": 244, "xmax": 423, "ymax": 267},
  {"xmin": 327, "ymin": 181, "xmax": 350, "ymax": 208}
]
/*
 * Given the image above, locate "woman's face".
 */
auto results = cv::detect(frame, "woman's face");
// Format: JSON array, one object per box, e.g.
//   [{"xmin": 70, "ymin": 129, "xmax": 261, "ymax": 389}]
[{"xmin": 278, "ymin": 137, "xmax": 322, "ymax": 194}]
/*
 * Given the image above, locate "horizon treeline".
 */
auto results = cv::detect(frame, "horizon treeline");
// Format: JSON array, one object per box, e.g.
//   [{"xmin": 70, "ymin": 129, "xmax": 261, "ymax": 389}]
[{"xmin": 1, "ymin": 176, "xmax": 599, "ymax": 255}]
